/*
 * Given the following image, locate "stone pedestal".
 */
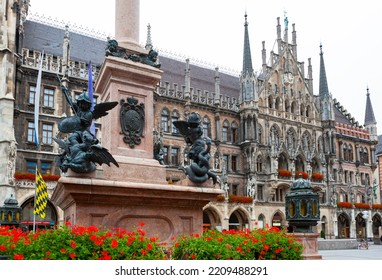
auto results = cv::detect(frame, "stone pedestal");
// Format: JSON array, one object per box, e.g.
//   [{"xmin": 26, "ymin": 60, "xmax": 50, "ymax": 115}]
[
  {"xmin": 94, "ymin": 56, "xmax": 166, "ymax": 184},
  {"xmin": 51, "ymin": 176, "xmax": 222, "ymax": 243},
  {"xmin": 51, "ymin": 55, "xmax": 223, "ymax": 242},
  {"xmin": 292, "ymin": 232, "xmax": 322, "ymax": 260}
]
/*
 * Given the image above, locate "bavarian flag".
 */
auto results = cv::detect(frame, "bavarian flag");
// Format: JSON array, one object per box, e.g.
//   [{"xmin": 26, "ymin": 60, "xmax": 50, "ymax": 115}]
[{"xmin": 34, "ymin": 169, "xmax": 48, "ymax": 219}]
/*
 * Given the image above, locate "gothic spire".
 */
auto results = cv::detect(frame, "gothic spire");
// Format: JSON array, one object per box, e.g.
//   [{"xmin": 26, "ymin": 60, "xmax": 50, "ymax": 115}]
[
  {"xmin": 364, "ymin": 87, "xmax": 376, "ymax": 125},
  {"xmin": 319, "ymin": 44, "xmax": 330, "ymax": 100},
  {"xmin": 242, "ymin": 13, "xmax": 253, "ymax": 75},
  {"xmin": 145, "ymin": 23, "xmax": 153, "ymax": 50}
]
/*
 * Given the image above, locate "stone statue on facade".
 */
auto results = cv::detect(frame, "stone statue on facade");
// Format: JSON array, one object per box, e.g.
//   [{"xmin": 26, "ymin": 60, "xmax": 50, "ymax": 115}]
[
  {"xmin": 246, "ymin": 175, "xmax": 256, "ymax": 198},
  {"xmin": 173, "ymin": 112, "xmax": 217, "ymax": 184},
  {"xmin": 54, "ymin": 82, "xmax": 119, "ymax": 173}
]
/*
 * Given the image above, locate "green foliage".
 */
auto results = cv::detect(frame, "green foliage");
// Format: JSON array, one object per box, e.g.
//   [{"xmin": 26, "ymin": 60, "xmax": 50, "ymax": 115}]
[{"xmin": 172, "ymin": 227, "xmax": 303, "ymax": 260}]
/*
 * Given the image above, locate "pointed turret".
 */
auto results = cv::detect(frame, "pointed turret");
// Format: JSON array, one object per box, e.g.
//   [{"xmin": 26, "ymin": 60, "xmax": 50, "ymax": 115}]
[
  {"xmin": 319, "ymin": 44, "xmax": 329, "ymax": 100},
  {"xmin": 240, "ymin": 13, "xmax": 256, "ymax": 103},
  {"xmin": 364, "ymin": 87, "xmax": 376, "ymax": 125},
  {"xmin": 364, "ymin": 87, "xmax": 377, "ymax": 141},
  {"xmin": 242, "ymin": 13, "xmax": 253, "ymax": 75},
  {"xmin": 318, "ymin": 45, "xmax": 334, "ymax": 122}
]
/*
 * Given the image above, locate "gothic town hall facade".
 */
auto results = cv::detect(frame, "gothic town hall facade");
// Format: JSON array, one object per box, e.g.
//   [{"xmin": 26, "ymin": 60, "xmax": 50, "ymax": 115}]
[{"xmin": 1, "ymin": 1, "xmax": 381, "ymax": 241}]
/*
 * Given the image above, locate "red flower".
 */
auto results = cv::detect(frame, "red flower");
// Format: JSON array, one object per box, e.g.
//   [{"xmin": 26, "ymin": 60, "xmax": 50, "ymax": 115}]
[
  {"xmin": 14, "ymin": 254, "xmax": 24, "ymax": 260},
  {"xmin": 263, "ymin": 244, "xmax": 270, "ymax": 251},
  {"xmin": 190, "ymin": 254, "xmax": 197, "ymax": 259},
  {"xmin": 111, "ymin": 239, "xmax": 118, "ymax": 249},
  {"xmin": 70, "ymin": 240, "xmax": 77, "ymax": 249},
  {"xmin": 94, "ymin": 238, "xmax": 104, "ymax": 246},
  {"xmin": 150, "ymin": 237, "xmax": 158, "ymax": 242},
  {"xmin": 60, "ymin": 248, "xmax": 68, "ymax": 253},
  {"xmin": 69, "ymin": 253, "xmax": 76, "ymax": 259},
  {"xmin": 46, "ymin": 250, "xmax": 51, "ymax": 256},
  {"xmin": 141, "ymin": 249, "xmax": 147, "ymax": 256},
  {"xmin": 0, "ymin": 244, "xmax": 6, "ymax": 251},
  {"xmin": 138, "ymin": 222, "xmax": 145, "ymax": 227},
  {"xmin": 146, "ymin": 243, "xmax": 153, "ymax": 251}
]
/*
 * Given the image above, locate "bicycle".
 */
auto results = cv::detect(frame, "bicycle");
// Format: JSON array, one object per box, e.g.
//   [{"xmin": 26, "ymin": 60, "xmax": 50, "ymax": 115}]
[{"xmin": 358, "ymin": 239, "xmax": 369, "ymax": 250}]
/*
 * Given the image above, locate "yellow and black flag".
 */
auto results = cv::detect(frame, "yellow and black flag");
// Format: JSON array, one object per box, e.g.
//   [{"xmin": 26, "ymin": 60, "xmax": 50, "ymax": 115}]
[{"xmin": 34, "ymin": 169, "xmax": 49, "ymax": 219}]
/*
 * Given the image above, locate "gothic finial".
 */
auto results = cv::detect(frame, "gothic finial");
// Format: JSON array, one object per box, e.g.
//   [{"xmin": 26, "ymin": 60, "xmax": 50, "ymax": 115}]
[{"xmin": 145, "ymin": 23, "xmax": 153, "ymax": 50}]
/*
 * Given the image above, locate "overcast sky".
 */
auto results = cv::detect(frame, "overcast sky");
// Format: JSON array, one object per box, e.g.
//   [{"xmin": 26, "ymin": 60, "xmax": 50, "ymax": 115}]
[{"xmin": 28, "ymin": 0, "xmax": 382, "ymax": 133}]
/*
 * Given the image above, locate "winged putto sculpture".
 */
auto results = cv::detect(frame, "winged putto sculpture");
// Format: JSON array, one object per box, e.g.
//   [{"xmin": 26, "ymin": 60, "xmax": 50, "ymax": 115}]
[
  {"xmin": 173, "ymin": 112, "xmax": 217, "ymax": 184},
  {"xmin": 54, "ymin": 82, "xmax": 119, "ymax": 173}
]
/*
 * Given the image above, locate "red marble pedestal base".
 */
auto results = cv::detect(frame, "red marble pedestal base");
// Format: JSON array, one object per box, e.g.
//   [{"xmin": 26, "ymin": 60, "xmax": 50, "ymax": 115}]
[
  {"xmin": 291, "ymin": 232, "xmax": 322, "ymax": 260},
  {"xmin": 51, "ymin": 175, "xmax": 222, "ymax": 244}
]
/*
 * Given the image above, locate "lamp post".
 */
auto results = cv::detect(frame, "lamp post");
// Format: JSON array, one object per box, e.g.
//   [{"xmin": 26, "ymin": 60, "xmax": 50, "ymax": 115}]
[
  {"xmin": 362, "ymin": 210, "xmax": 369, "ymax": 241},
  {"xmin": 0, "ymin": 194, "xmax": 22, "ymax": 228}
]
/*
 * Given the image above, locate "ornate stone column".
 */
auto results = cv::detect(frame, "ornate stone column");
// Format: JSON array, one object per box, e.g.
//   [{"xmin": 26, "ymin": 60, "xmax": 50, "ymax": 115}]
[{"xmin": 115, "ymin": 0, "xmax": 143, "ymax": 52}]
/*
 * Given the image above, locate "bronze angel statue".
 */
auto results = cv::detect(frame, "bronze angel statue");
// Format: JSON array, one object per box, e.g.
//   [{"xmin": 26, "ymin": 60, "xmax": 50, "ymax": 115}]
[
  {"xmin": 54, "ymin": 81, "xmax": 119, "ymax": 173},
  {"xmin": 173, "ymin": 112, "xmax": 217, "ymax": 184}
]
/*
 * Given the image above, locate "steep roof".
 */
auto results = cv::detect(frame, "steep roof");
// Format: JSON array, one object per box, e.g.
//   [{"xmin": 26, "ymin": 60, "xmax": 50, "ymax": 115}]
[
  {"xmin": 23, "ymin": 20, "xmax": 240, "ymax": 99},
  {"xmin": 376, "ymin": 135, "xmax": 382, "ymax": 155},
  {"xmin": 24, "ymin": 20, "xmax": 106, "ymax": 66}
]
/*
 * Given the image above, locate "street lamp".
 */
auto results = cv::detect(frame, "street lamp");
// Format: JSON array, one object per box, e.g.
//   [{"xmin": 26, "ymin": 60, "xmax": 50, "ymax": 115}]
[
  {"xmin": 362, "ymin": 210, "xmax": 369, "ymax": 241},
  {"xmin": 0, "ymin": 194, "xmax": 22, "ymax": 227}
]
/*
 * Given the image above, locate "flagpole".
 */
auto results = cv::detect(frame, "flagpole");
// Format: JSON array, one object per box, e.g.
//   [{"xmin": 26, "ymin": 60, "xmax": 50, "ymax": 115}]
[
  {"xmin": 88, "ymin": 61, "xmax": 95, "ymax": 135},
  {"xmin": 33, "ymin": 167, "xmax": 38, "ymax": 233},
  {"xmin": 33, "ymin": 50, "xmax": 44, "ymax": 233}
]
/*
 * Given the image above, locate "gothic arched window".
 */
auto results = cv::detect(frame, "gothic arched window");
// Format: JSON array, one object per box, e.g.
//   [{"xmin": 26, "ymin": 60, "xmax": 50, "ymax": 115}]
[
  {"xmin": 203, "ymin": 116, "xmax": 211, "ymax": 138},
  {"xmin": 256, "ymin": 155, "xmax": 263, "ymax": 172},
  {"xmin": 222, "ymin": 120, "xmax": 230, "ymax": 142},
  {"xmin": 231, "ymin": 121, "xmax": 239, "ymax": 143},
  {"xmin": 161, "ymin": 108, "xmax": 170, "ymax": 132},
  {"xmin": 171, "ymin": 110, "xmax": 180, "ymax": 134}
]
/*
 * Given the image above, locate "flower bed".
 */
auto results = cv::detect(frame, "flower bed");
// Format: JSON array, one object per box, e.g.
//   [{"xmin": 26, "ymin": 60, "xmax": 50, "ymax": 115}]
[
  {"xmin": 216, "ymin": 195, "xmax": 253, "ymax": 203},
  {"xmin": 311, "ymin": 172, "xmax": 324, "ymax": 181},
  {"xmin": 354, "ymin": 203, "xmax": 370, "ymax": 209},
  {"xmin": 0, "ymin": 223, "xmax": 166, "ymax": 260},
  {"xmin": 229, "ymin": 195, "xmax": 253, "ymax": 204},
  {"xmin": 172, "ymin": 227, "xmax": 302, "ymax": 260},
  {"xmin": 337, "ymin": 202, "xmax": 353, "ymax": 208},
  {"xmin": 14, "ymin": 172, "xmax": 60, "ymax": 182},
  {"xmin": 295, "ymin": 171, "xmax": 309, "ymax": 179},
  {"xmin": 372, "ymin": 204, "xmax": 382, "ymax": 210},
  {"xmin": 0, "ymin": 224, "xmax": 303, "ymax": 260},
  {"xmin": 278, "ymin": 169, "xmax": 292, "ymax": 178}
]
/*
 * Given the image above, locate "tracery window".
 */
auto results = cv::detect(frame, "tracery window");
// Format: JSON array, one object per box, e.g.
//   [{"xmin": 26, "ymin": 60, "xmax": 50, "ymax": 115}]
[
  {"xmin": 171, "ymin": 110, "xmax": 180, "ymax": 134},
  {"xmin": 202, "ymin": 116, "xmax": 211, "ymax": 138},
  {"xmin": 161, "ymin": 108, "xmax": 169, "ymax": 132},
  {"xmin": 231, "ymin": 121, "xmax": 238, "ymax": 143},
  {"xmin": 222, "ymin": 120, "xmax": 230, "ymax": 142},
  {"xmin": 256, "ymin": 155, "xmax": 263, "ymax": 172}
]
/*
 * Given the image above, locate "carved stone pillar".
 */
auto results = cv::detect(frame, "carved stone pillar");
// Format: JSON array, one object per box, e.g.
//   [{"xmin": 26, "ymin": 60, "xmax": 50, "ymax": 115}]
[{"xmin": 115, "ymin": 0, "xmax": 143, "ymax": 52}]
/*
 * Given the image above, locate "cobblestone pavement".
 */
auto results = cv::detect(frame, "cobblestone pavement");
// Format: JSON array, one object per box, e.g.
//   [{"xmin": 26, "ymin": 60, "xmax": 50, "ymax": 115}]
[{"xmin": 319, "ymin": 243, "xmax": 382, "ymax": 260}]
